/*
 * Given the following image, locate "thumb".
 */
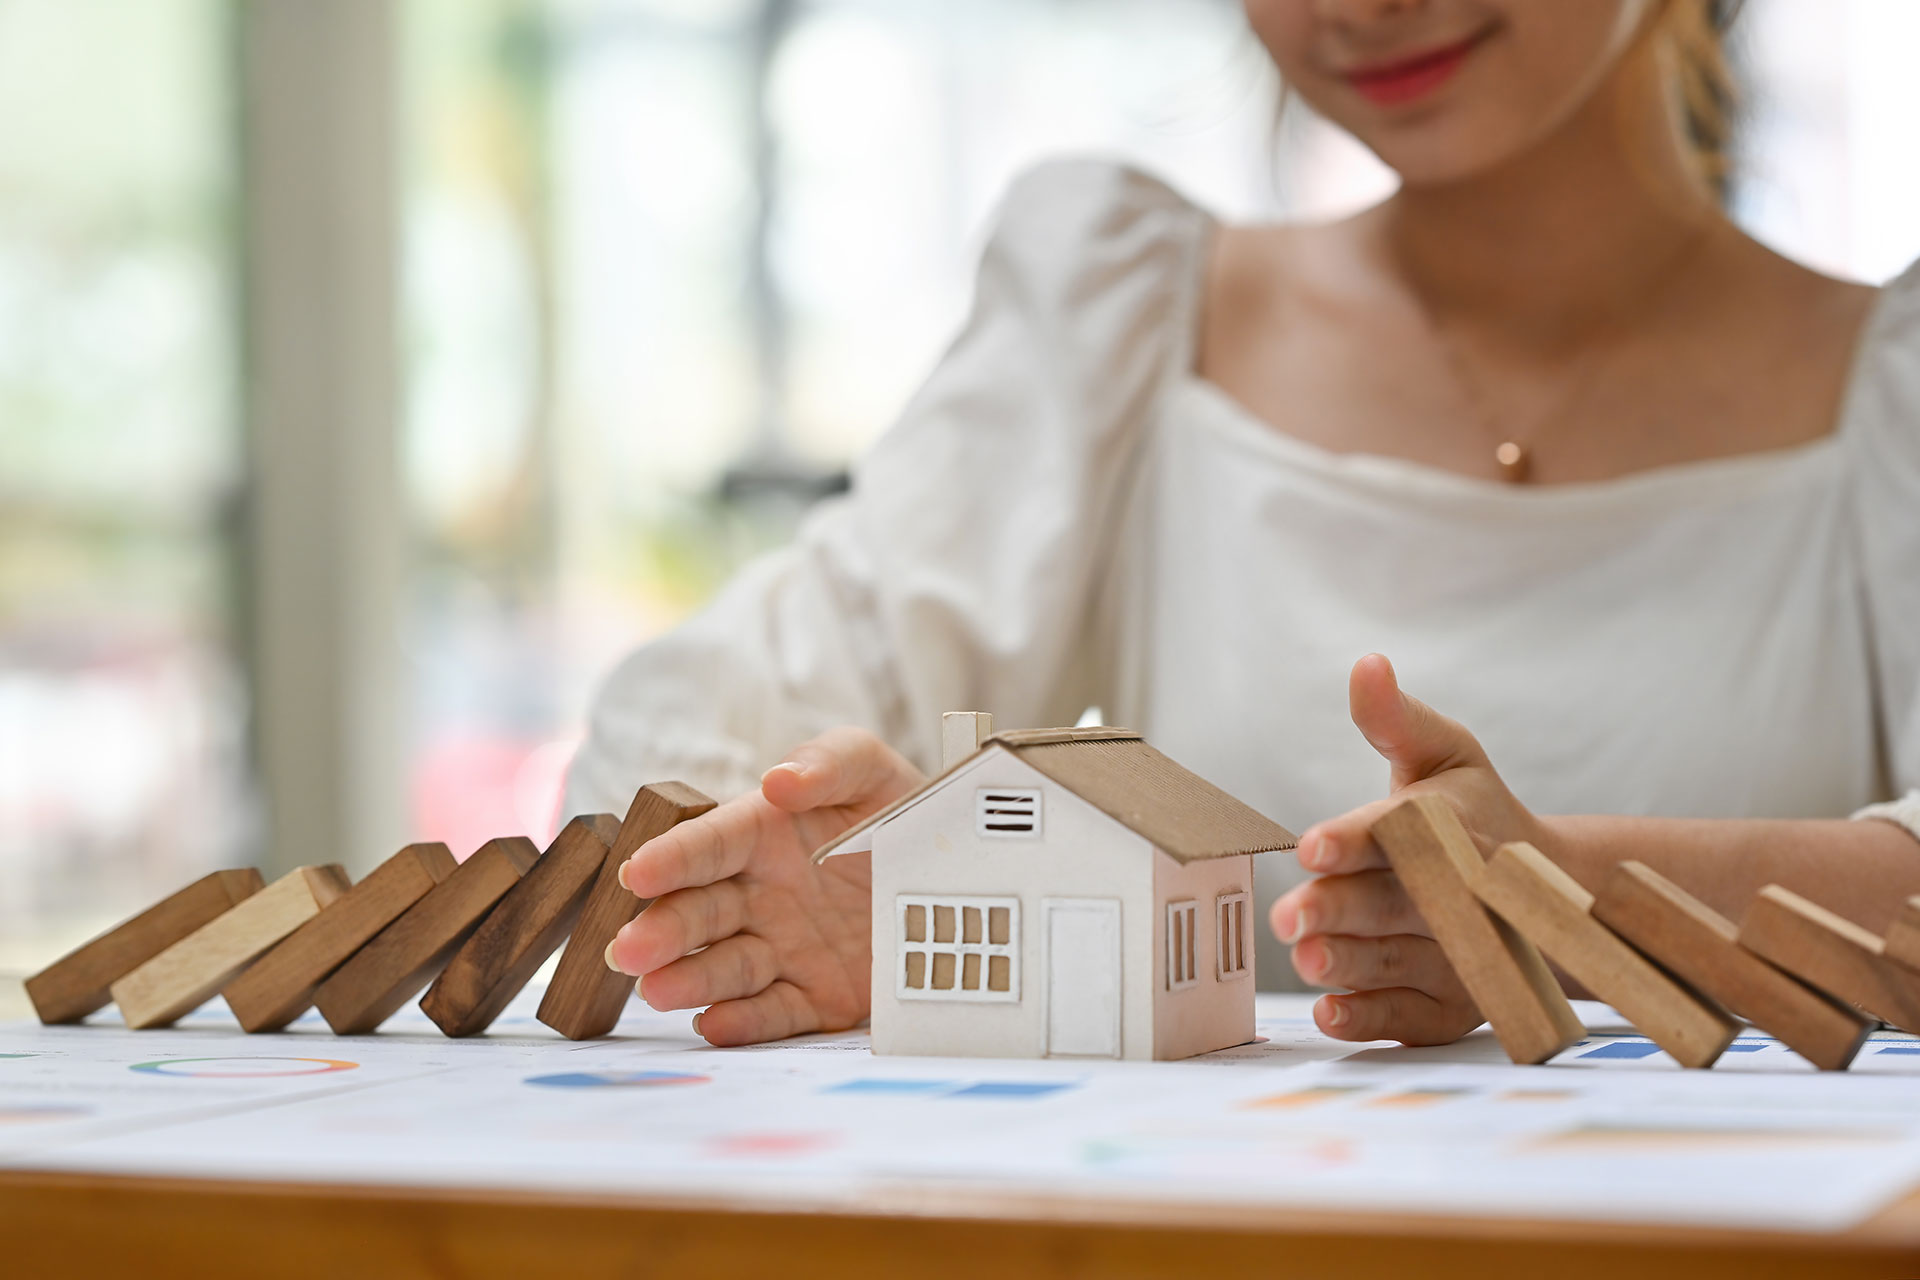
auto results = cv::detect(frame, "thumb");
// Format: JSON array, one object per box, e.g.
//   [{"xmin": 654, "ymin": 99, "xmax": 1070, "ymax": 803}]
[
  {"xmin": 1349, "ymin": 653, "xmax": 1487, "ymax": 790},
  {"xmin": 760, "ymin": 726, "xmax": 921, "ymax": 814}
]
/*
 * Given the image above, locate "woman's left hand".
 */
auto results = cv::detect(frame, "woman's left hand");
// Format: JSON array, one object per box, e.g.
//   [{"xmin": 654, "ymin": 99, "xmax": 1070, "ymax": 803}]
[{"xmin": 1272, "ymin": 653, "xmax": 1558, "ymax": 1046}]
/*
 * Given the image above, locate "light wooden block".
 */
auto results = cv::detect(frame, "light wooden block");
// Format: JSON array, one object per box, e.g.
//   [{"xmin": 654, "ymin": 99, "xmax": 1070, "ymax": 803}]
[
  {"xmin": 538, "ymin": 781, "xmax": 716, "ymax": 1040},
  {"xmin": 1738, "ymin": 885, "xmax": 1920, "ymax": 1033},
  {"xmin": 110, "ymin": 866, "xmax": 351, "ymax": 1030},
  {"xmin": 223, "ymin": 843, "xmax": 458, "ymax": 1033},
  {"xmin": 314, "ymin": 837, "xmax": 539, "ymax": 1034},
  {"xmin": 1592, "ymin": 862, "xmax": 1869, "ymax": 1070},
  {"xmin": 1882, "ymin": 896, "xmax": 1920, "ymax": 974},
  {"xmin": 25, "ymin": 870, "xmax": 265, "ymax": 1024},
  {"xmin": 1473, "ymin": 844, "xmax": 1739, "ymax": 1068},
  {"xmin": 420, "ymin": 816, "xmax": 618, "ymax": 1037},
  {"xmin": 1369, "ymin": 796, "xmax": 1583, "ymax": 1064}
]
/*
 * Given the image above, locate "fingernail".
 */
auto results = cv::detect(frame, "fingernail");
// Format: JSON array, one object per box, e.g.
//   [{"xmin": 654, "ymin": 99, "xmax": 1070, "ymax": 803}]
[
  {"xmin": 1294, "ymin": 936, "xmax": 1326, "ymax": 982},
  {"xmin": 691, "ymin": 1011, "xmax": 705, "ymax": 1038},
  {"xmin": 1304, "ymin": 833, "xmax": 1333, "ymax": 871},
  {"xmin": 1273, "ymin": 899, "xmax": 1299, "ymax": 944},
  {"xmin": 603, "ymin": 939, "xmax": 620, "ymax": 972},
  {"xmin": 761, "ymin": 761, "xmax": 805, "ymax": 785},
  {"xmin": 1323, "ymin": 997, "xmax": 1350, "ymax": 1029},
  {"xmin": 617, "ymin": 859, "xmax": 633, "ymax": 893}
]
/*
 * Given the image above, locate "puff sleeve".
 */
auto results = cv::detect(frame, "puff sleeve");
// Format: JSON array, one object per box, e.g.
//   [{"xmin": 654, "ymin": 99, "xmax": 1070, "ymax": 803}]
[{"xmin": 564, "ymin": 160, "xmax": 1208, "ymax": 812}]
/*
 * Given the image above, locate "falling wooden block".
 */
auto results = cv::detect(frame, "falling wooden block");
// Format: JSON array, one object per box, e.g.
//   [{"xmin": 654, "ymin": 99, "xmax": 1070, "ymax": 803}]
[
  {"xmin": 1592, "ymin": 862, "xmax": 1869, "ymax": 1070},
  {"xmin": 223, "ymin": 843, "xmax": 458, "ymax": 1033},
  {"xmin": 314, "ymin": 837, "xmax": 539, "ymax": 1034},
  {"xmin": 1369, "ymin": 796, "xmax": 1583, "ymax": 1064},
  {"xmin": 420, "ymin": 816, "xmax": 619, "ymax": 1037},
  {"xmin": 1881, "ymin": 897, "xmax": 1920, "ymax": 974},
  {"xmin": 538, "ymin": 781, "xmax": 716, "ymax": 1040},
  {"xmin": 25, "ymin": 870, "xmax": 266, "ymax": 1025},
  {"xmin": 110, "ymin": 866, "xmax": 351, "ymax": 1030},
  {"xmin": 1738, "ymin": 885, "xmax": 1920, "ymax": 1033},
  {"xmin": 1473, "ymin": 844, "xmax": 1739, "ymax": 1068}
]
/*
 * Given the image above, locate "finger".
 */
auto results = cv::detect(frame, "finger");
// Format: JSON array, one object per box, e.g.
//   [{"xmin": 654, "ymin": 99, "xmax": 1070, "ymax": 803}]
[
  {"xmin": 608, "ymin": 879, "xmax": 750, "ymax": 975},
  {"xmin": 619, "ymin": 794, "xmax": 773, "ymax": 899},
  {"xmin": 1348, "ymin": 653, "xmax": 1488, "ymax": 790},
  {"xmin": 1313, "ymin": 987, "xmax": 1484, "ymax": 1047},
  {"xmin": 760, "ymin": 726, "xmax": 923, "ymax": 815},
  {"xmin": 694, "ymin": 979, "xmax": 826, "ymax": 1046},
  {"xmin": 1272, "ymin": 870, "xmax": 1428, "ymax": 943},
  {"xmin": 1292, "ymin": 933, "xmax": 1457, "ymax": 994},
  {"xmin": 1292, "ymin": 799, "xmax": 1403, "ymax": 876},
  {"xmin": 637, "ymin": 933, "xmax": 779, "ymax": 1011}
]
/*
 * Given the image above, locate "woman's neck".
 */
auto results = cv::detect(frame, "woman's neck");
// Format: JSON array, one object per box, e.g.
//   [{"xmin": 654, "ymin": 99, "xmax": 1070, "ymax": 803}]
[{"xmin": 1373, "ymin": 37, "xmax": 1725, "ymax": 341}]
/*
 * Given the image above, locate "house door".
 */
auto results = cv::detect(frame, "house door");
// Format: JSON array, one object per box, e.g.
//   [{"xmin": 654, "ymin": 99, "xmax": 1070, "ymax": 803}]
[{"xmin": 1044, "ymin": 898, "xmax": 1121, "ymax": 1057}]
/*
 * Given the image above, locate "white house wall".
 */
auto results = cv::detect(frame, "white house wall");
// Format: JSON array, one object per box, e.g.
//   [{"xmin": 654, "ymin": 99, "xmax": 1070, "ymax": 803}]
[
  {"xmin": 869, "ymin": 748, "xmax": 1158, "ymax": 1060},
  {"xmin": 1150, "ymin": 851, "xmax": 1257, "ymax": 1059}
]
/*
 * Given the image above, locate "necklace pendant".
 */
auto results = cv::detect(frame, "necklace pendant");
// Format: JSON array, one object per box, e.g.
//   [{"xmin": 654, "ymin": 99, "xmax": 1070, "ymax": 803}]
[{"xmin": 1494, "ymin": 441, "xmax": 1530, "ymax": 484}]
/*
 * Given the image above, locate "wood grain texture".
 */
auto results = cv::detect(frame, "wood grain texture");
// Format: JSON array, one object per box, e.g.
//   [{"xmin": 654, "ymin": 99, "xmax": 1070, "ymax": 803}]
[
  {"xmin": 1738, "ymin": 886, "xmax": 1920, "ymax": 1033},
  {"xmin": 224, "ymin": 843, "xmax": 457, "ymax": 1033},
  {"xmin": 1474, "ymin": 845, "xmax": 1738, "ymax": 1069},
  {"xmin": 1370, "ymin": 797, "xmax": 1583, "ymax": 1064},
  {"xmin": 3, "ymin": 1169, "xmax": 1917, "ymax": 1280},
  {"xmin": 1594, "ymin": 862, "xmax": 1869, "ymax": 1070},
  {"xmin": 1882, "ymin": 897, "xmax": 1920, "ymax": 974},
  {"xmin": 420, "ymin": 816, "xmax": 617, "ymax": 1037},
  {"xmin": 315, "ymin": 838, "xmax": 538, "ymax": 1035},
  {"xmin": 110, "ymin": 867, "xmax": 351, "ymax": 1030},
  {"xmin": 538, "ymin": 782, "xmax": 715, "ymax": 1040},
  {"xmin": 24, "ymin": 869, "xmax": 264, "ymax": 1024}
]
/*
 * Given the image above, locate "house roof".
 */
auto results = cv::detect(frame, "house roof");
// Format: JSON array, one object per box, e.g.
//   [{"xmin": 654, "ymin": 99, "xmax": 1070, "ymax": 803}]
[{"xmin": 811, "ymin": 728, "xmax": 1297, "ymax": 865}]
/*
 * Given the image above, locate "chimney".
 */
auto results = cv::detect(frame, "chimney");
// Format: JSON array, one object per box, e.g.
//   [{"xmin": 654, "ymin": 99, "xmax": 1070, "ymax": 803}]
[{"xmin": 941, "ymin": 711, "xmax": 993, "ymax": 770}]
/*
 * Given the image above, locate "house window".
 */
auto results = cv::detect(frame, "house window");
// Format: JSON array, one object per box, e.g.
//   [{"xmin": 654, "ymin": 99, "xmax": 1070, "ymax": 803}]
[
  {"xmin": 1167, "ymin": 899, "xmax": 1199, "ymax": 991},
  {"xmin": 975, "ymin": 787, "xmax": 1041, "ymax": 838},
  {"xmin": 1217, "ymin": 892, "xmax": 1251, "ymax": 980},
  {"xmin": 898, "ymin": 895, "xmax": 1019, "ymax": 1002}
]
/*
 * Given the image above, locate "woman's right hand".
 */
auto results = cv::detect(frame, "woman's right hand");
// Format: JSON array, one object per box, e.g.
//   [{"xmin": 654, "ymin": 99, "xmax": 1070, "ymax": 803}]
[{"xmin": 605, "ymin": 727, "xmax": 924, "ymax": 1046}]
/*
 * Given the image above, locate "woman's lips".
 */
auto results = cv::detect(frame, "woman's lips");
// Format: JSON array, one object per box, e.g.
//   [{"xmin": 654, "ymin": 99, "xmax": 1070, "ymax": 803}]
[{"xmin": 1341, "ymin": 33, "xmax": 1485, "ymax": 107}]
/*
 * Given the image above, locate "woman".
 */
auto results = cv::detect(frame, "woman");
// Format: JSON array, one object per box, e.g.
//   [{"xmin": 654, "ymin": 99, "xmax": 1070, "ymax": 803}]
[{"xmin": 573, "ymin": 0, "xmax": 1920, "ymax": 1049}]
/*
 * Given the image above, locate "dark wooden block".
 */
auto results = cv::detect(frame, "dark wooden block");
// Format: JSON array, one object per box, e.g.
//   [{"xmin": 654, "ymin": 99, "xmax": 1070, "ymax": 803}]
[
  {"xmin": 224, "ymin": 842, "xmax": 457, "ymax": 1033},
  {"xmin": 538, "ymin": 781, "xmax": 715, "ymax": 1040},
  {"xmin": 25, "ymin": 869, "xmax": 265, "ymax": 1024},
  {"xmin": 314, "ymin": 837, "xmax": 538, "ymax": 1034},
  {"xmin": 420, "ymin": 816, "xmax": 618, "ymax": 1037},
  {"xmin": 1593, "ymin": 862, "xmax": 1870, "ymax": 1070}
]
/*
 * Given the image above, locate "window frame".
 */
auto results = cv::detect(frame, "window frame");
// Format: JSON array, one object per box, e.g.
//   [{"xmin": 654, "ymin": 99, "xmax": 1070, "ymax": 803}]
[
  {"xmin": 974, "ymin": 786, "xmax": 1042, "ymax": 839},
  {"xmin": 1216, "ymin": 891, "xmax": 1251, "ymax": 981},
  {"xmin": 896, "ymin": 894, "xmax": 1020, "ymax": 1003},
  {"xmin": 1166, "ymin": 898, "xmax": 1200, "ymax": 992}
]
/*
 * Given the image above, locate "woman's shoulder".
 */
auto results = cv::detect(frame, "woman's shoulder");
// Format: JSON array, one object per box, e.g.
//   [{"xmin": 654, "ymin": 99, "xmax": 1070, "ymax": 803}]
[{"xmin": 979, "ymin": 159, "xmax": 1212, "ymax": 303}]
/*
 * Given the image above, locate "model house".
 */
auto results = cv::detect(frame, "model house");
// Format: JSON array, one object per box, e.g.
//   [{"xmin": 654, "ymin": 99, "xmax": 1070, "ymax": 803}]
[{"xmin": 812, "ymin": 713, "xmax": 1297, "ymax": 1061}]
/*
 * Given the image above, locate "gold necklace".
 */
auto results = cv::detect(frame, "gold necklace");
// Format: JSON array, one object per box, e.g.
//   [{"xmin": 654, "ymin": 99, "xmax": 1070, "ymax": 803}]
[{"xmin": 1403, "ymin": 225, "xmax": 1712, "ymax": 484}]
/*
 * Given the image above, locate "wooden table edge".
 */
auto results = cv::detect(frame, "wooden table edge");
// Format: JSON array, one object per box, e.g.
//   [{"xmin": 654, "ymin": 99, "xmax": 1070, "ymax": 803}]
[{"xmin": 5, "ymin": 1166, "xmax": 1918, "ymax": 1279}]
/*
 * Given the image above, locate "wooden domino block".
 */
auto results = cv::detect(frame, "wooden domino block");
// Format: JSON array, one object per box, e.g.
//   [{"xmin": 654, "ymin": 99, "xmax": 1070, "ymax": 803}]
[
  {"xmin": 110, "ymin": 866, "xmax": 351, "ymax": 1030},
  {"xmin": 1369, "ymin": 796, "xmax": 1583, "ymax": 1064},
  {"xmin": 1881, "ymin": 897, "xmax": 1920, "ymax": 974},
  {"xmin": 314, "ymin": 836, "xmax": 538, "ymax": 1034},
  {"xmin": 1592, "ymin": 862, "xmax": 1869, "ymax": 1070},
  {"xmin": 223, "ymin": 843, "xmax": 458, "ymax": 1033},
  {"xmin": 1474, "ymin": 845, "xmax": 1739, "ymax": 1068},
  {"xmin": 25, "ymin": 870, "xmax": 266, "ymax": 1024},
  {"xmin": 538, "ymin": 781, "xmax": 716, "ymax": 1040},
  {"xmin": 420, "ymin": 815, "xmax": 619, "ymax": 1037},
  {"xmin": 1738, "ymin": 885, "xmax": 1920, "ymax": 1033}
]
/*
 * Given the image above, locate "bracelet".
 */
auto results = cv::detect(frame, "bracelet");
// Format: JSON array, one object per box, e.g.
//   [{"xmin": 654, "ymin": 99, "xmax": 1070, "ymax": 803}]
[{"xmin": 1851, "ymin": 790, "xmax": 1920, "ymax": 846}]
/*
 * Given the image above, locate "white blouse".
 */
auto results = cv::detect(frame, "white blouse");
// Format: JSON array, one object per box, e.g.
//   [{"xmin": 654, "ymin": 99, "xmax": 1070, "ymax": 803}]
[{"xmin": 566, "ymin": 159, "xmax": 1920, "ymax": 989}]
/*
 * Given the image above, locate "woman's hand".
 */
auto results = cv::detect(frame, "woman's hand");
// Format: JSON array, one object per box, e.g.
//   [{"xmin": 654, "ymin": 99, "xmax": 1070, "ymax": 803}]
[
  {"xmin": 605, "ymin": 727, "xmax": 925, "ymax": 1046},
  {"xmin": 1273, "ymin": 653, "xmax": 1555, "ymax": 1046}
]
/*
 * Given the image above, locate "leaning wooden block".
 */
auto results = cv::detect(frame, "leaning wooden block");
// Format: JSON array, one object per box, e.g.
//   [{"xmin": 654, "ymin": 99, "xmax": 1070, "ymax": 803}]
[
  {"xmin": 1881, "ymin": 896, "xmax": 1920, "ymax": 974},
  {"xmin": 1474, "ymin": 845, "xmax": 1739, "ymax": 1068},
  {"xmin": 314, "ymin": 837, "xmax": 539, "ymax": 1034},
  {"xmin": 110, "ymin": 866, "xmax": 350, "ymax": 1030},
  {"xmin": 1592, "ymin": 862, "xmax": 1869, "ymax": 1070},
  {"xmin": 25, "ymin": 869, "xmax": 265, "ymax": 1024},
  {"xmin": 1370, "ymin": 796, "xmax": 1583, "ymax": 1064},
  {"xmin": 420, "ymin": 816, "xmax": 618, "ymax": 1037},
  {"xmin": 223, "ymin": 843, "xmax": 458, "ymax": 1033},
  {"xmin": 538, "ymin": 781, "xmax": 716, "ymax": 1040},
  {"xmin": 1738, "ymin": 885, "xmax": 1920, "ymax": 1033}
]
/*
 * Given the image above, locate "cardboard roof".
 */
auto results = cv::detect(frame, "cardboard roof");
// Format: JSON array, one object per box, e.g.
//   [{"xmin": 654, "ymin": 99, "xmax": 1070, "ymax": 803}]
[{"xmin": 811, "ymin": 728, "xmax": 1297, "ymax": 865}]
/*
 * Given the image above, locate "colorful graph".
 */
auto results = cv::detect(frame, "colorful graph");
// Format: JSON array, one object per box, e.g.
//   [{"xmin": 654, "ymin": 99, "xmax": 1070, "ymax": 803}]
[
  {"xmin": 129, "ymin": 1057, "xmax": 359, "ymax": 1078},
  {"xmin": 822, "ymin": 1078, "xmax": 1077, "ymax": 1100},
  {"xmin": 1242, "ymin": 1085, "xmax": 1369, "ymax": 1110},
  {"xmin": 524, "ymin": 1070, "xmax": 711, "ymax": 1089}
]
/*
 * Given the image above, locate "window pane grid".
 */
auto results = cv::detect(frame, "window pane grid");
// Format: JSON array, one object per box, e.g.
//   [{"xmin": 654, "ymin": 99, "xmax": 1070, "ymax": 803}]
[
  {"xmin": 1217, "ymin": 891, "xmax": 1251, "ymax": 980},
  {"xmin": 1167, "ymin": 899, "xmax": 1199, "ymax": 991},
  {"xmin": 898, "ymin": 894, "xmax": 1019, "ymax": 1002}
]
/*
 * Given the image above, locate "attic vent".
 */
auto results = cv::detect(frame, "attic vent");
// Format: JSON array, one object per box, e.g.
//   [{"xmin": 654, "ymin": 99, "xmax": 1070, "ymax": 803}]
[{"xmin": 975, "ymin": 787, "xmax": 1041, "ymax": 839}]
